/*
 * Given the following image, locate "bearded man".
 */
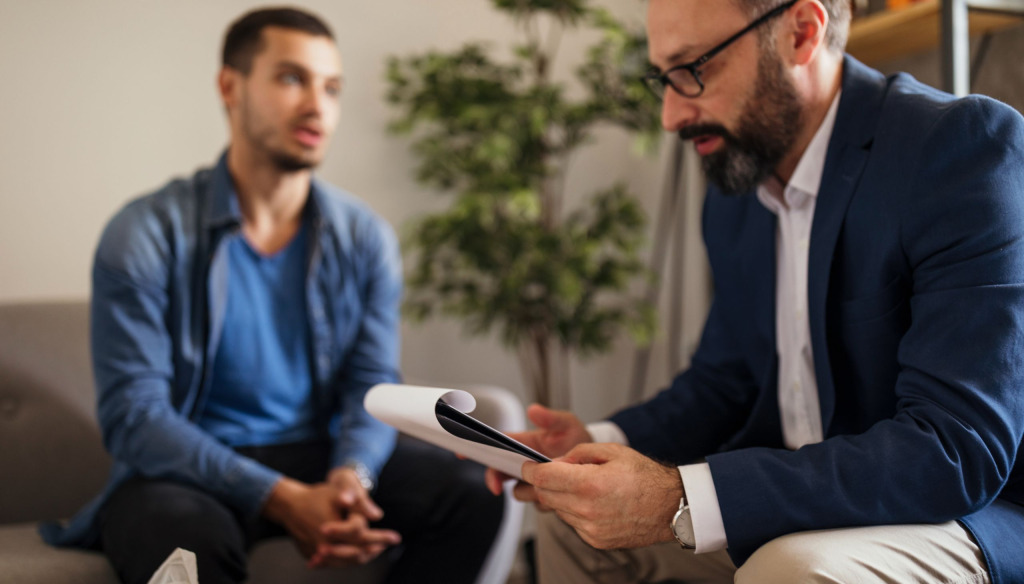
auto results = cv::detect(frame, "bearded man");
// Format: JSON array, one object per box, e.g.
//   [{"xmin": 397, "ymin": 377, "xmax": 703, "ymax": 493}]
[
  {"xmin": 486, "ymin": 0, "xmax": 1024, "ymax": 582},
  {"xmin": 41, "ymin": 7, "xmax": 503, "ymax": 584}
]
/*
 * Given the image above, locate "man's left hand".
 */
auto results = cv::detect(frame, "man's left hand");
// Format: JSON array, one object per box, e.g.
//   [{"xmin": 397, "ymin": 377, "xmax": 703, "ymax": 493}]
[
  {"xmin": 522, "ymin": 443, "xmax": 683, "ymax": 550},
  {"xmin": 307, "ymin": 467, "xmax": 401, "ymax": 568}
]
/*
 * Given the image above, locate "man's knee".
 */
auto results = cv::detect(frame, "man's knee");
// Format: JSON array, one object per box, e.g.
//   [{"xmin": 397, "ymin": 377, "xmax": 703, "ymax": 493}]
[
  {"xmin": 537, "ymin": 510, "xmax": 577, "ymax": 548},
  {"xmin": 378, "ymin": 441, "xmax": 504, "ymax": 545},
  {"xmin": 535, "ymin": 512, "xmax": 613, "ymax": 584},
  {"xmin": 736, "ymin": 531, "xmax": 848, "ymax": 584},
  {"xmin": 101, "ymin": 479, "xmax": 247, "ymax": 584},
  {"xmin": 446, "ymin": 457, "xmax": 505, "ymax": 536},
  {"xmin": 736, "ymin": 523, "xmax": 990, "ymax": 584},
  {"xmin": 391, "ymin": 439, "xmax": 504, "ymax": 527},
  {"xmin": 113, "ymin": 480, "xmax": 240, "ymax": 535}
]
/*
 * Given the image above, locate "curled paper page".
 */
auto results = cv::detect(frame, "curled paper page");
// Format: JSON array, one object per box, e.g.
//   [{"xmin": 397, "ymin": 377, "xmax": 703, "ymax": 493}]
[{"xmin": 365, "ymin": 384, "xmax": 548, "ymax": 480}]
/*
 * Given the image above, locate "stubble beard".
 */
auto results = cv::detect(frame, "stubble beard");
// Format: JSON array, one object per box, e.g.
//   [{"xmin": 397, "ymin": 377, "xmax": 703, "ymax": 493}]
[
  {"xmin": 239, "ymin": 94, "xmax": 321, "ymax": 173},
  {"xmin": 268, "ymin": 149, "xmax": 317, "ymax": 173},
  {"xmin": 681, "ymin": 46, "xmax": 803, "ymax": 195}
]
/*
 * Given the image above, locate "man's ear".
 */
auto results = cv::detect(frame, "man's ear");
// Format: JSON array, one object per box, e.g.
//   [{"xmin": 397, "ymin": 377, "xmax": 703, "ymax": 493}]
[
  {"xmin": 786, "ymin": 0, "xmax": 828, "ymax": 66},
  {"xmin": 217, "ymin": 67, "xmax": 240, "ymax": 110}
]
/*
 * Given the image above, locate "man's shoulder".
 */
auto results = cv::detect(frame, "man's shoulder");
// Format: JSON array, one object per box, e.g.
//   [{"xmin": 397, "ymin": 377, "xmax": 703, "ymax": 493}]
[
  {"xmin": 109, "ymin": 164, "xmax": 212, "ymax": 225},
  {"xmin": 94, "ymin": 165, "xmax": 214, "ymax": 281},
  {"xmin": 879, "ymin": 70, "xmax": 1023, "ymax": 138},
  {"xmin": 311, "ymin": 179, "xmax": 397, "ymax": 251}
]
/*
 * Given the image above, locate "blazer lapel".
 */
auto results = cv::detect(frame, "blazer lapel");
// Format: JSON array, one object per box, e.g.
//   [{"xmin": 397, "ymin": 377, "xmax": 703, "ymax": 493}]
[{"xmin": 808, "ymin": 56, "xmax": 887, "ymax": 432}]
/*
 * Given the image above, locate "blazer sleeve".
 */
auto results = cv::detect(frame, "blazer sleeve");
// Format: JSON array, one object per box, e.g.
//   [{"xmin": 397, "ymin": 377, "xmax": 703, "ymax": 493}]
[
  {"xmin": 610, "ymin": 297, "xmax": 768, "ymax": 463},
  {"xmin": 610, "ymin": 191, "xmax": 777, "ymax": 463},
  {"xmin": 708, "ymin": 97, "xmax": 1024, "ymax": 564}
]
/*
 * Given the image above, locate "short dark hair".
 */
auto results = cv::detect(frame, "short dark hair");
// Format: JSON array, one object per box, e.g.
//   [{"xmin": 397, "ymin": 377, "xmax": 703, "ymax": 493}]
[
  {"xmin": 222, "ymin": 7, "xmax": 334, "ymax": 74},
  {"xmin": 734, "ymin": 0, "xmax": 850, "ymax": 52}
]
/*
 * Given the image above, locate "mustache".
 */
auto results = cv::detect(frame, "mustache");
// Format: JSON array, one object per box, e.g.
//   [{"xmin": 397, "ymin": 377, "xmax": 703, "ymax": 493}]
[
  {"xmin": 292, "ymin": 114, "xmax": 324, "ymax": 132},
  {"xmin": 677, "ymin": 124, "xmax": 733, "ymax": 142}
]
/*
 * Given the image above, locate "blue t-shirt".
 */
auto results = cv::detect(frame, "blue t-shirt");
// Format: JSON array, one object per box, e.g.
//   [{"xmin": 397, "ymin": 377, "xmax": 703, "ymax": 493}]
[{"xmin": 199, "ymin": 221, "xmax": 316, "ymax": 446}]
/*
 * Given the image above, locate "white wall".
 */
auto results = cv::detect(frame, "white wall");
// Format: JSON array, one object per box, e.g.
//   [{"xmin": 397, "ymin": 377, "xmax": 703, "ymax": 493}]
[{"xmin": 0, "ymin": 1, "xmax": 681, "ymax": 419}]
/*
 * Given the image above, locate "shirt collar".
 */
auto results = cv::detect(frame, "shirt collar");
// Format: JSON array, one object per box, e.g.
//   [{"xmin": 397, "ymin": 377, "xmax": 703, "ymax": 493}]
[
  {"xmin": 206, "ymin": 150, "xmax": 242, "ymax": 230},
  {"xmin": 756, "ymin": 90, "xmax": 842, "ymax": 212},
  {"xmin": 788, "ymin": 89, "xmax": 842, "ymax": 198},
  {"xmin": 204, "ymin": 149, "xmax": 327, "ymax": 235}
]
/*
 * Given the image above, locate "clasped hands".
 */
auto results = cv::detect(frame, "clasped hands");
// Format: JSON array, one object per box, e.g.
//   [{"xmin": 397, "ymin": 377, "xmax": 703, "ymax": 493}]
[
  {"xmin": 484, "ymin": 405, "xmax": 683, "ymax": 550},
  {"xmin": 264, "ymin": 468, "xmax": 400, "ymax": 569}
]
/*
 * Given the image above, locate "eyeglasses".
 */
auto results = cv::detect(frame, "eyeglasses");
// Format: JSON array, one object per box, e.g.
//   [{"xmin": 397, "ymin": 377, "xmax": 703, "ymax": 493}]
[{"xmin": 643, "ymin": 0, "xmax": 798, "ymax": 99}]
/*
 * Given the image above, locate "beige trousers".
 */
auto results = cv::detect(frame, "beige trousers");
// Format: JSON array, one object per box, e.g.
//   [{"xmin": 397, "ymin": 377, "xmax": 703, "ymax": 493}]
[{"xmin": 537, "ymin": 511, "xmax": 990, "ymax": 584}]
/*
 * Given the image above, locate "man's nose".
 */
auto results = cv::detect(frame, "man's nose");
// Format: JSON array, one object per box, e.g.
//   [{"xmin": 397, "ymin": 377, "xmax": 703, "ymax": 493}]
[
  {"xmin": 661, "ymin": 88, "xmax": 700, "ymax": 132},
  {"xmin": 301, "ymin": 85, "xmax": 327, "ymax": 117}
]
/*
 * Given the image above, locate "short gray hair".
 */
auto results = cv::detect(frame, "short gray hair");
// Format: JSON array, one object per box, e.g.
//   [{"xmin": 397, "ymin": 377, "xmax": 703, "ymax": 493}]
[{"xmin": 734, "ymin": 0, "xmax": 850, "ymax": 52}]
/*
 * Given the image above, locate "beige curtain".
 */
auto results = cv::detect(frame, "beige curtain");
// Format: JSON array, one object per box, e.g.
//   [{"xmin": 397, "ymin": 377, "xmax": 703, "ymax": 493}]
[{"xmin": 629, "ymin": 136, "xmax": 713, "ymax": 404}]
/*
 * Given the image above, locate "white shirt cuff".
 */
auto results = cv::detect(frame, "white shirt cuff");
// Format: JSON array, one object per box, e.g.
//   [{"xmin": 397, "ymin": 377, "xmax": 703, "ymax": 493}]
[
  {"xmin": 586, "ymin": 421, "xmax": 629, "ymax": 445},
  {"xmin": 679, "ymin": 463, "xmax": 728, "ymax": 553}
]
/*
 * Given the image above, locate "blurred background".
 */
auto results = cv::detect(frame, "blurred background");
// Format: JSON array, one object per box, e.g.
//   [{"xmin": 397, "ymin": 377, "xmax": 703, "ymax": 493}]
[
  {"xmin": 1, "ymin": 0, "xmax": 1022, "ymax": 423},
  {"xmin": 0, "ymin": 0, "xmax": 668, "ymax": 423}
]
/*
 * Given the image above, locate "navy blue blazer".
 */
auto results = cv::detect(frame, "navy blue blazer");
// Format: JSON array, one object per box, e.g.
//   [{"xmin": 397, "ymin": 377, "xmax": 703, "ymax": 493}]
[{"xmin": 611, "ymin": 56, "xmax": 1024, "ymax": 582}]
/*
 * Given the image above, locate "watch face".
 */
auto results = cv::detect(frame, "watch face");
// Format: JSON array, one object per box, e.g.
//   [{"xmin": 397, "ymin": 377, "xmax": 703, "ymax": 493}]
[{"xmin": 672, "ymin": 506, "xmax": 696, "ymax": 548}]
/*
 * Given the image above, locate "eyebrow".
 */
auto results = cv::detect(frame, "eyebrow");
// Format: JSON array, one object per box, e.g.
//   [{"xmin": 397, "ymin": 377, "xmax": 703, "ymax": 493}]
[
  {"xmin": 651, "ymin": 44, "xmax": 702, "ymax": 72},
  {"xmin": 273, "ymin": 60, "xmax": 342, "ymax": 84}
]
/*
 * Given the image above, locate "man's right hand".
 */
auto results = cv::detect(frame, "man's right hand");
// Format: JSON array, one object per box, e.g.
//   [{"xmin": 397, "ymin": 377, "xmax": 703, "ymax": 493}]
[
  {"xmin": 310, "ymin": 467, "xmax": 401, "ymax": 568},
  {"xmin": 484, "ymin": 404, "xmax": 592, "ymax": 502},
  {"xmin": 262, "ymin": 477, "xmax": 399, "ymax": 566}
]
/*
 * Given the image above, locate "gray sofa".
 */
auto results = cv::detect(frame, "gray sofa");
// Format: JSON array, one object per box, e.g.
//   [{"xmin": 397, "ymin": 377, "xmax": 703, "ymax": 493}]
[{"xmin": 0, "ymin": 301, "xmax": 525, "ymax": 584}]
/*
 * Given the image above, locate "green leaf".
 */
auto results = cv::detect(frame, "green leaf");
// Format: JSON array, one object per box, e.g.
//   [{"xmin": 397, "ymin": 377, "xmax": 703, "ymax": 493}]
[{"xmin": 387, "ymin": 0, "xmax": 661, "ymax": 384}]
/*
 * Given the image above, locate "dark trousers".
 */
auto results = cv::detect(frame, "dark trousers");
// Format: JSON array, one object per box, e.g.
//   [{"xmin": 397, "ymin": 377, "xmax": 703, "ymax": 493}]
[{"xmin": 99, "ymin": 436, "xmax": 504, "ymax": 584}]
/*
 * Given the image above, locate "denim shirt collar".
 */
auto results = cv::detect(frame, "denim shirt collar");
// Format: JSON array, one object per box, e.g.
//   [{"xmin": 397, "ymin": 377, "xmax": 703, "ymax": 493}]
[
  {"xmin": 204, "ymin": 150, "xmax": 330, "ymax": 238},
  {"xmin": 205, "ymin": 152, "xmax": 242, "ymax": 231}
]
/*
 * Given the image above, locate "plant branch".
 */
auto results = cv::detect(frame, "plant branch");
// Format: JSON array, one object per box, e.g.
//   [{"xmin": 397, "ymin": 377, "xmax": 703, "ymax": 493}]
[
  {"xmin": 560, "ymin": 342, "xmax": 571, "ymax": 410},
  {"xmin": 544, "ymin": 18, "xmax": 564, "ymax": 72},
  {"xmin": 524, "ymin": 13, "xmax": 540, "ymax": 64},
  {"xmin": 386, "ymin": 1, "xmax": 661, "ymax": 409}
]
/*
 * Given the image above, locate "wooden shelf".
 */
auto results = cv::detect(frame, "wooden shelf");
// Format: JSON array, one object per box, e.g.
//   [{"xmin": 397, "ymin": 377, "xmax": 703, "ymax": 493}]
[{"xmin": 847, "ymin": 0, "xmax": 1023, "ymax": 66}]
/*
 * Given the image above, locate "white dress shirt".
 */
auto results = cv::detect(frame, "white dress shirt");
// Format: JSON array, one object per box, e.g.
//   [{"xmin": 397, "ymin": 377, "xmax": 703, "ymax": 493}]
[{"xmin": 589, "ymin": 90, "xmax": 842, "ymax": 553}]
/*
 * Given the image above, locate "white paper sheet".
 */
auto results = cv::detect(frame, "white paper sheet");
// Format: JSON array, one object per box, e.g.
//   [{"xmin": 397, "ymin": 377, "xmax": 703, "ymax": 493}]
[
  {"xmin": 146, "ymin": 548, "xmax": 198, "ymax": 584},
  {"xmin": 365, "ymin": 383, "xmax": 535, "ymax": 479}
]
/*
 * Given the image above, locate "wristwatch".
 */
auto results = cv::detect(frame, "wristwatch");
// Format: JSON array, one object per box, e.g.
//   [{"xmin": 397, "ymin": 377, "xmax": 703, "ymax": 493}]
[
  {"xmin": 671, "ymin": 495, "xmax": 696, "ymax": 549},
  {"xmin": 343, "ymin": 461, "xmax": 375, "ymax": 491}
]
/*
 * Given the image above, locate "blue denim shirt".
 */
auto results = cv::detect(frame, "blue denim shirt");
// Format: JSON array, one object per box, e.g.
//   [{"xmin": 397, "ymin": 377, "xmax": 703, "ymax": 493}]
[{"xmin": 41, "ymin": 153, "xmax": 401, "ymax": 548}]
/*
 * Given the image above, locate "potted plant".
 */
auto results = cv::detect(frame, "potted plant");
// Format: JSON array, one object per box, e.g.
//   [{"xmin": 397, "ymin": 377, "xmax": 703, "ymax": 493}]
[{"xmin": 386, "ymin": 0, "xmax": 661, "ymax": 410}]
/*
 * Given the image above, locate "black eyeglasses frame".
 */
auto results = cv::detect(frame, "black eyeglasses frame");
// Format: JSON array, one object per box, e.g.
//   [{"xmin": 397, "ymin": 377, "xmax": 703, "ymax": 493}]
[{"xmin": 644, "ymin": 0, "xmax": 799, "ymax": 99}]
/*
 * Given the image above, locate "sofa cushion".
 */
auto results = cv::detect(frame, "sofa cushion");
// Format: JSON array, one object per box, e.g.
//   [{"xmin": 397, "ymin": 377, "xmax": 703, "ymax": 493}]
[{"xmin": 0, "ymin": 523, "xmax": 117, "ymax": 583}]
